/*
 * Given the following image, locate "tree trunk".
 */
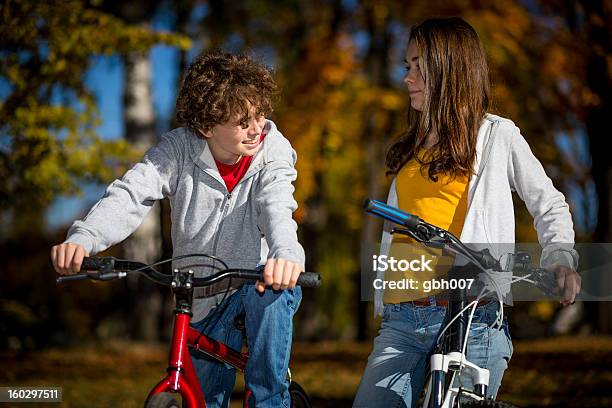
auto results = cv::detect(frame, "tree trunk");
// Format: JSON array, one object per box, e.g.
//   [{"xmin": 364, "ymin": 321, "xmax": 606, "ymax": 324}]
[
  {"xmin": 357, "ymin": 4, "xmax": 394, "ymax": 341},
  {"xmin": 582, "ymin": 0, "xmax": 612, "ymax": 333},
  {"xmin": 122, "ymin": 53, "xmax": 163, "ymax": 341}
]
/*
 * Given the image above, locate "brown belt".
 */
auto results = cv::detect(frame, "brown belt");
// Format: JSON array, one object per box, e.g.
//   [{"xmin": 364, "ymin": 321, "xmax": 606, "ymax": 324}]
[
  {"xmin": 410, "ymin": 297, "xmax": 491, "ymax": 307},
  {"xmin": 192, "ymin": 278, "xmax": 249, "ymax": 298}
]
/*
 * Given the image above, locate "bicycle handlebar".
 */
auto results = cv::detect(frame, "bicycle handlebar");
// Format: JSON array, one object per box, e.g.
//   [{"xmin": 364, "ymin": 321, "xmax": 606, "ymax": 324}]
[
  {"xmin": 56, "ymin": 256, "xmax": 322, "ymax": 288},
  {"xmin": 364, "ymin": 198, "xmax": 482, "ymax": 262},
  {"xmin": 364, "ymin": 198, "xmax": 559, "ymax": 295}
]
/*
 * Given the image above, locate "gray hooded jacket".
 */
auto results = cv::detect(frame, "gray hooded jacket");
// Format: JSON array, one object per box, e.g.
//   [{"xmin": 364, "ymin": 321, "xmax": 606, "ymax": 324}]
[{"xmin": 65, "ymin": 120, "xmax": 305, "ymax": 321}]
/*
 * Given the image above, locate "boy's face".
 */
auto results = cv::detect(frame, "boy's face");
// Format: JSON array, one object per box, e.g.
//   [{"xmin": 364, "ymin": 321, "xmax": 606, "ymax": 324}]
[{"xmin": 200, "ymin": 113, "xmax": 266, "ymax": 165}]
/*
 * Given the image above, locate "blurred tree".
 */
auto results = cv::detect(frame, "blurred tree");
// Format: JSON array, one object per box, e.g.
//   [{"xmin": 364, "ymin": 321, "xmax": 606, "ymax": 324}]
[
  {"xmin": 95, "ymin": 0, "xmax": 166, "ymax": 341},
  {"xmin": 0, "ymin": 0, "xmax": 189, "ymax": 347},
  {"xmin": 354, "ymin": 0, "xmax": 402, "ymax": 340},
  {"xmin": 538, "ymin": 0, "xmax": 612, "ymax": 333},
  {"xmin": 0, "ymin": 0, "xmax": 189, "ymax": 238},
  {"xmin": 579, "ymin": 0, "xmax": 612, "ymax": 334}
]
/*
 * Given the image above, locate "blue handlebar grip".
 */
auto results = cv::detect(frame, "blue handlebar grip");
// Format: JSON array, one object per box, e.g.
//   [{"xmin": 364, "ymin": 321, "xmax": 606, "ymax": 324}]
[{"xmin": 363, "ymin": 199, "xmax": 421, "ymax": 229}]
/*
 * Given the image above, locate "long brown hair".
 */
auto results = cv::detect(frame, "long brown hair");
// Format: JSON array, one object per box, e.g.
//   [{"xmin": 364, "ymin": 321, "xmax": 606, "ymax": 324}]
[{"xmin": 386, "ymin": 17, "xmax": 491, "ymax": 181}]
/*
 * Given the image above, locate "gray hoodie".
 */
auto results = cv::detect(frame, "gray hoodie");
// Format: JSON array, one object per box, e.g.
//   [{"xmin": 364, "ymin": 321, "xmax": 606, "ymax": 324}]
[
  {"xmin": 374, "ymin": 113, "xmax": 579, "ymax": 315},
  {"xmin": 65, "ymin": 120, "xmax": 305, "ymax": 321}
]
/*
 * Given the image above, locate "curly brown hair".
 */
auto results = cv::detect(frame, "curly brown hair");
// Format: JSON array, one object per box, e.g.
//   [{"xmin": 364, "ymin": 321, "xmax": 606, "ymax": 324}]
[{"xmin": 175, "ymin": 51, "xmax": 277, "ymax": 135}]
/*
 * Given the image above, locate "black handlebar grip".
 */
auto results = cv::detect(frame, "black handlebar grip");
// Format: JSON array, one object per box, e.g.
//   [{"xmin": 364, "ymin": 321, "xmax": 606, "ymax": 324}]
[
  {"xmin": 81, "ymin": 257, "xmax": 114, "ymax": 271},
  {"xmin": 297, "ymin": 272, "xmax": 321, "ymax": 288},
  {"xmin": 81, "ymin": 257, "xmax": 103, "ymax": 270},
  {"xmin": 57, "ymin": 273, "xmax": 90, "ymax": 283}
]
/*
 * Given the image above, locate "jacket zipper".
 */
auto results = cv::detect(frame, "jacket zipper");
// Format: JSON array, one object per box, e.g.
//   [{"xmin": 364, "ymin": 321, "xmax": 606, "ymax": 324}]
[
  {"xmin": 207, "ymin": 153, "xmax": 264, "ymax": 257},
  {"xmin": 211, "ymin": 192, "xmax": 232, "ymax": 257},
  {"xmin": 204, "ymin": 192, "xmax": 232, "ymax": 302}
]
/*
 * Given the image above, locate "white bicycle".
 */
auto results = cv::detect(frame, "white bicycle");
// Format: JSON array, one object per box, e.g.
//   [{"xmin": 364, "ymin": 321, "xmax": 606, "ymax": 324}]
[{"xmin": 365, "ymin": 199, "xmax": 562, "ymax": 408}]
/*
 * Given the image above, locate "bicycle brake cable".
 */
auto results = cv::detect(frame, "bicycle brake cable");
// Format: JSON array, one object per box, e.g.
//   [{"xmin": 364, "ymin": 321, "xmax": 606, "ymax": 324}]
[{"xmin": 193, "ymin": 277, "xmax": 234, "ymax": 349}]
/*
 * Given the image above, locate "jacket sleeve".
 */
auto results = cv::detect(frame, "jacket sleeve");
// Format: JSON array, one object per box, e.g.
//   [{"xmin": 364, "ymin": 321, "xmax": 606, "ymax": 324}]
[
  {"xmin": 255, "ymin": 142, "xmax": 305, "ymax": 268},
  {"xmin": 374, "ymin": 178, "xmax": 397, "ymax": 317},
  {"xmin": 380, "ymin": 178, "xmax": 397, "ymax": 256},
  {"xmin": 64, "ymin": 133, "xmax": 182, "ymax": 254},
  {"xmin": 506, "ymin": 124, "xmax": 579, "ymax": 270}
]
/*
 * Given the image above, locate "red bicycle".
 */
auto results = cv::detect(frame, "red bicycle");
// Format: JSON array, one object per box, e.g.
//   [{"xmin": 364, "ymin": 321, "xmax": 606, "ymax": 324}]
[{"xmin": 56, "ymin": 254, "xmax": 321, "ymax": 408}]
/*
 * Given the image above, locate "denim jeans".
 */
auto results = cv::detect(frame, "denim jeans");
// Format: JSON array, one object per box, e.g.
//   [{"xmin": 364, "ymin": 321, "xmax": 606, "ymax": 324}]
[
  {"xmin": 353, "ymin": 300, "xmax": 513, "ymax": 408},
  {"xmin": 190, "ymin": 283, "xmax": 302, "ymax": 408}
]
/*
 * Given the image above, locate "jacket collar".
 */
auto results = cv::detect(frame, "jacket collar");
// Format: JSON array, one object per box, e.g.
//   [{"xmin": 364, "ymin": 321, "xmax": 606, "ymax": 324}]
[
  {"xmin": 188, "ymin": 120, "xmax": 279, "ymax": 188},
  {"xmin": 466, "ymin": 113, "xmax": 501, "ymax": 207}
]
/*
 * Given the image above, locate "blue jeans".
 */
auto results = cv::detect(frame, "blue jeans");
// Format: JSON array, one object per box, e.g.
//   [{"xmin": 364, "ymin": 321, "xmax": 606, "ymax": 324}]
[
  {"xmin": 353, "ymin": 300, "xmax": 513, "ymax": 408},
  {"xmin": 190, "ymin": 283, "xmax": 302, "ymax": 408}
]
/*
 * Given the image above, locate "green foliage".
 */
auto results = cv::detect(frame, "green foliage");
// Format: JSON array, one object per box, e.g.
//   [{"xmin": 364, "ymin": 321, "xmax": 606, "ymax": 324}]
[{"xmin": 0, "ymin": 0, "xmax": 190, "ymax": 214}]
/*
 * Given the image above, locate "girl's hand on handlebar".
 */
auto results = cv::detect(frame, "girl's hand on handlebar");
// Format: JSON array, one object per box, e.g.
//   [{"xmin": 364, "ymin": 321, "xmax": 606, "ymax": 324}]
[
  {"xmin": 50, "ymin": 243, "xmax": 89, "ymax": 275},
  {"xmin": 551, "ymin": 265, "xmax": 581, "ymax": 306},
  {"xmin": 256, "ymin": 258, "xmax": 303, "ymax": 293}
]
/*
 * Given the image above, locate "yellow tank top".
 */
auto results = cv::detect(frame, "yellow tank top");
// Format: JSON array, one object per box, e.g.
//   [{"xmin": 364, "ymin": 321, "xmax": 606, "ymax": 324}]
[{"xmin": 383, "ymin": 149, "xmax": 469, "ymax": 303}]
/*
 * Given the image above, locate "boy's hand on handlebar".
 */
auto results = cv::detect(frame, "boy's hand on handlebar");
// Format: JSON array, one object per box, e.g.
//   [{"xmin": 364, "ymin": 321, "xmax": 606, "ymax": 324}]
[
  {"xmin": 551, "ymin": 265, "xmax": 581, "ymax": 306},
  {"xmin": 51, "ymin": 243, "xmax": 89, "ymax": 275},
  {"xmin": 256, "ymin": 258, "xmax": 303, "ymax": 293}
]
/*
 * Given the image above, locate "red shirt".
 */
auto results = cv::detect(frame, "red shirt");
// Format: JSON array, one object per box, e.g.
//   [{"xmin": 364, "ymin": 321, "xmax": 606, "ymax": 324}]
[{"xmin": 214, "ymin": 132, "xmax": 267, "ymax": 193}]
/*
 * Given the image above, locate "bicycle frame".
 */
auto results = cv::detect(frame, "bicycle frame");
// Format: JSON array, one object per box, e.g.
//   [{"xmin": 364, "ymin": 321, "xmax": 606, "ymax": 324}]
[
  {"xmin": 422, "ymin": 350, "xmax": 490, "ymax": 408},
  {"xmin": 421, "ymin": 265, "xmax": 492, "ymax": 408},
  {"xmin": 145, "ymin": 269, "xmax": 252, "ymax": 408},
  {"xmin": 58, "ymin": 256, "xmax": 320, "ymax": 408},
  {"xmin": 421, "ymin": 294, "xmax": 492, "ymax": 407}
]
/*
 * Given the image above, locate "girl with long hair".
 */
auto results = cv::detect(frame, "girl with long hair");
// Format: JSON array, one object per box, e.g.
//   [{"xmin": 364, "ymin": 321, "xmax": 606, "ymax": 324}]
[{"xmin": 353, "ymin": 17, "xmax": 580, "ymax": 407}]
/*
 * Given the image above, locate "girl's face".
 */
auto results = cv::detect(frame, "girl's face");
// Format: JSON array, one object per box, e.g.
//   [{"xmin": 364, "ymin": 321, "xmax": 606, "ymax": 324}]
[{"xmin": 403, "ymin": 40, "xmax": 425, "ymax": 111}]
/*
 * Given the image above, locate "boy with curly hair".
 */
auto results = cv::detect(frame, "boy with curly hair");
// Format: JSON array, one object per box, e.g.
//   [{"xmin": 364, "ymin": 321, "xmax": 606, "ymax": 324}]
[{"xmin": 51, "ymin": 51, "xmax": 305, "ymax": 407}]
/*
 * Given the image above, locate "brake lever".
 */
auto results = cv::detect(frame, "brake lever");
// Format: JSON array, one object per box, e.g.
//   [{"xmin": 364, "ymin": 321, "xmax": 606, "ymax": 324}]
[{"xmin": 391, "ymin": 227, "xmax": 421, "ymax": 241}]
